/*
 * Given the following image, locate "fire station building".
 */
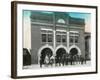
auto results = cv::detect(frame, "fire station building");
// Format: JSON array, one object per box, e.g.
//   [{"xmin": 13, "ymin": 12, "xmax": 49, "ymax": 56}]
[{"xmin": 28, "ymin": 11, "xmax": 87, "ymax": 64}]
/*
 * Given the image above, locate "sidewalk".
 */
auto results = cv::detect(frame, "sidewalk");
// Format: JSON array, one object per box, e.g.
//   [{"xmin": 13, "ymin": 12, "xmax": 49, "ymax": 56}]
[{"xmin": 23, "ymin": 61, "xmax": 91, "ymax": 69}]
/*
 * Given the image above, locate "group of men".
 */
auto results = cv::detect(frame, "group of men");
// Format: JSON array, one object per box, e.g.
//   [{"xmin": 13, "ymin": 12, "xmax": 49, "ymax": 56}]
[{"xmin": 39, "ymin": 53, "xmax": 86, "ymax": 68}]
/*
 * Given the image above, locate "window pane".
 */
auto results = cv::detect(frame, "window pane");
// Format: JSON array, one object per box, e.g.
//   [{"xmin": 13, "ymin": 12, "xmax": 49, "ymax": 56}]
[
  {"xmin": 42, "ymin": 34, "xmax": 46, "ymax": 42},
  {"xmin": 56, "ymin": 35, "xmax": 61, "ymax": 42},
  {"xmin": 62, "ymin": 35, "xmax": 66, "ymax": 42},
  {"xmin": 75, "ymin": 36, "xmax": 78, "ymax": 43},
  {"xmin": 70, "ymin": 36, "xmax": 74, "ymax": 43},
  {"xmin": 48, "ymin": 34, "xmax": 53, "ymax": 42}
]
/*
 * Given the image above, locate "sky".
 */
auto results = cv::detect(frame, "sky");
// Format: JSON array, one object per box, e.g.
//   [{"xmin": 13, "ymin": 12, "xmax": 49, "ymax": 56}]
[
  {"xmin": 68, "ymin": 12, "xmax": 91, "ymax": 32},
  {"xmin": 23, "ymin": 10, "xmax": 91, "ymax": 32}
]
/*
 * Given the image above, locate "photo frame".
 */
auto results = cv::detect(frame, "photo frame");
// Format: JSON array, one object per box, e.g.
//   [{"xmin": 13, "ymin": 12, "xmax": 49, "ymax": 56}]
[{"xmin": 11, "ymin": 1, "xmax": 98, "ymax": 78}]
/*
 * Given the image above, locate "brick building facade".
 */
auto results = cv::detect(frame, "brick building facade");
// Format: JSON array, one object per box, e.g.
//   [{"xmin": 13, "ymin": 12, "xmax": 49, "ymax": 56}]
[{"xmin": 30, "ymin": 11, "xmax": 86, "ymax": 64}]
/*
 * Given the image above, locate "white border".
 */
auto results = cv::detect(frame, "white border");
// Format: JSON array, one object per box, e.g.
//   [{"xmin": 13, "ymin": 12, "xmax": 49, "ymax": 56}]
[{"xmin": 17, "ymin": 3, "xmax": 96, "ymax": 76}]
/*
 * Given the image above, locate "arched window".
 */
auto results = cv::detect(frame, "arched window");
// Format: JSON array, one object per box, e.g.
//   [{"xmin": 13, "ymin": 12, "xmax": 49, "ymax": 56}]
[{"xmin": 57, "ymin": 19, "xmax": 65, "ymax": 24}]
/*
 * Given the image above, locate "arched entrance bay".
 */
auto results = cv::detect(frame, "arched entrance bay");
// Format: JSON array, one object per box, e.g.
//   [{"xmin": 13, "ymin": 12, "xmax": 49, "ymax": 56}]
[
  {"xmin": 40, "ymin": 48, "xmax": 53, "ymax": 64},
  {"xmin": 70, "ymin": 48, "xmax": 78, "ymax": 56},
  {"xmin": 69, "ymin": 46, "xmax": 81, "ymax": 65},
  {"xmin": 56, "ymin": 48, "xmax": 67, "ymax": 57},
  {"xmin": 38, "ymin": 45, "xmax": 54, "ymax": 64},
  {"xmin": 69, "ymin": 45, "xmax": 81, "ymax": 55},
  {"xmin": 55, "ymin": 48, "xmax": 68, "ymax": 66}
]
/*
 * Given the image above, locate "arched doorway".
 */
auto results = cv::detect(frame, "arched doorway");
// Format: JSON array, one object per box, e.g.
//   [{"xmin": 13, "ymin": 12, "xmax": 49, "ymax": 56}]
[
  {"xmin": 70, "ymin": 48, "xmax": 78, "ymax": 56},
  {"xmin": 56, "ymin": 48, "xmax": 67, "ymax": 66},
  {"xmin": 69, "ymin": 45, "xmax": 81, "ymax": 55},
  {"xmin": 56, "ymin": 48, "xmax": 67, "ymax": 57},
  {"xmin": 69, "ymin": 48, "xmax": 79, "ymax": 65},
  {"xmin": 40, "ymin": 48, "xmax": 53, "ymax": 64}
]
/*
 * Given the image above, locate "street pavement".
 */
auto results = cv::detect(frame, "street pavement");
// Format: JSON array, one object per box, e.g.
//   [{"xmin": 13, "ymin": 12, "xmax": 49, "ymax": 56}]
[{"xmin": 23, "ymin": 61, "xmax": 91, "ymax": 69}]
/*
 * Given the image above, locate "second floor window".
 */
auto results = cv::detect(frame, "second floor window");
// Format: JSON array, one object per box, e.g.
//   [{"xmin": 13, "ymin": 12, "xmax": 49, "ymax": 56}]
[
  {"xmin": 62, "ymin": 35, "xmax": 66, "ymax": 42},
  {"xmin": 42, "ymin": 34, "xmax": 46, "ymax": 42},
  {"xmin": 69, "ymin": 32, "xmax": 79, "ymax": 43},
  {"xmin": 48, "ymin": 34, "xmax": 53, "ymax": 42},
  {"xmin": 56, "ymin": 31, "xmax": 66, "ymax": 43},
  {"xmin": 75, "ymin": 36, "xmax": 79, "ymax": 43},
  {"xmin": 56, "ymin": 35, "xmax": 61, "ymax": 42},
  {"xmin": 41, "ymin": 30, "xmax": 53, "ymax": 43}
]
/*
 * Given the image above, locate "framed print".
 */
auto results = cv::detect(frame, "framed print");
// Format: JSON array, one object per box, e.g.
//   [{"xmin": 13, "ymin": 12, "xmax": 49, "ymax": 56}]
[{"xmin": 11, "ymin": 1, "xmax": 98, "ymax": 78}]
